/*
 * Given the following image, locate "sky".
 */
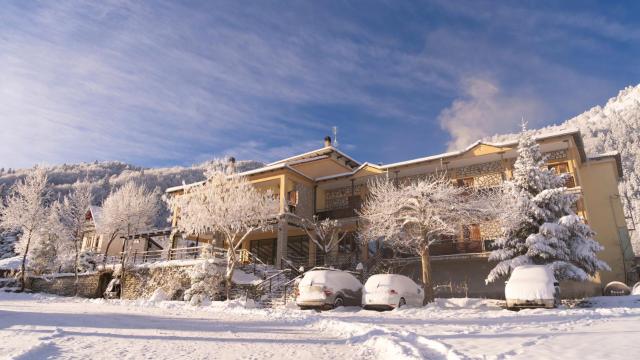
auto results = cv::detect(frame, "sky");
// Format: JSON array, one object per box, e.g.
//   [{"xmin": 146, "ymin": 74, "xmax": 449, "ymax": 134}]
[{"xmin": 1, "ymin": 0, "xmax": 639, "ymax": 169}]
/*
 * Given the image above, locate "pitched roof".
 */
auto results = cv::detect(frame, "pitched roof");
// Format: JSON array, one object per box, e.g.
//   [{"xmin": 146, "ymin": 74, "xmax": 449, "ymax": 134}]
[
  {"xmin": 165, "ymin": 162, "xmax": 314, "ymax": 193},
  {"xmin": 317, "ymin": 129, "xmax": 588, "ymax": 181},
  {"xmin": 267, "ymin": 146, "xmax": 360, "ymax": 168},
  {"xmin": 87, "ymin": 205, "xmax": 104, "ymax": 231}
]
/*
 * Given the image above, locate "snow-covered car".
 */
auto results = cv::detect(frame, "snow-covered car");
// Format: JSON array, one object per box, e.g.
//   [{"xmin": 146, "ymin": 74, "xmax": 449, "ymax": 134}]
[
  {"xmin": 633, "ymin": 282, "xmax": 640, "ymax": 296},
  {"xmin": 296, "ymin": 268, "xmax": 362, "ymax": 309},
  {"xmin": 505, "ymin": 265, "xmax": 560, "ymax": 309},
  {"xmin": 362, "ymin": 274, "xmax": 423, "ymax": 310},
  {"xmin": 603, "ymin": 281, "xmax": 631, "ymax": 296}
]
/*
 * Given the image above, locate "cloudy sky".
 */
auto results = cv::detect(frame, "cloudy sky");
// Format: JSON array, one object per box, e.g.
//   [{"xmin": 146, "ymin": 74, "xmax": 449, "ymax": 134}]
[{"xmin": 1, "ymin": 1, "xmax": 639, "ymax": 169}]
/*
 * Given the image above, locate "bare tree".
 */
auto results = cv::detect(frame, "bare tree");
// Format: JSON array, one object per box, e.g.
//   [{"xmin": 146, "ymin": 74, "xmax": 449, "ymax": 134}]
[
  {"xmin": 59, "ymin": 181, "xmax": 93, "ymax": 295},
  {"xmin": 294, "ymin": 215, "xmax": 348, "ymax": 266},
  {"xmin": 0, "ymin": 168, "xmax": 50, "ymax": 291},
  {"xmin": 360, "ymin": 173, "xmax": 495, "ymax": 303},
  {"xmin": 166, "ymin": 161, "xmax": 278, "ymax": 300},
  {"xmin": 101, "ymin": 181, "xmax": 159, "ymax": 265}
]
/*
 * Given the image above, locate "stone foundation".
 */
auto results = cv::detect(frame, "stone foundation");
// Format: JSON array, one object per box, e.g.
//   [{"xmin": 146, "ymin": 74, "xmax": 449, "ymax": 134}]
[
  {"xmin": 28, "ymin": 271, "xmax": 112, "ymax": 298},
  {"xmin": 388, "ymin": 257, "xmax": 602, "ymax": 299}
]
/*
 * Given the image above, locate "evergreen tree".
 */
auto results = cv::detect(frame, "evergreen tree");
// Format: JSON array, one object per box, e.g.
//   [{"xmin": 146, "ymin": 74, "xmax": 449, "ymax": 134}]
[
  {"xmin": 487, "ymin": 125, "xmax": 609, "ymax": 282},
  {"xmin": 29, "ymin": 230, "xmax": 58, "ymax": 275}
]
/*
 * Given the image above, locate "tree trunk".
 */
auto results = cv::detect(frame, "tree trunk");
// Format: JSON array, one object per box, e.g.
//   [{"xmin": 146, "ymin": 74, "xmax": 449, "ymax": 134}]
[
  {"xmin": 74, "ymin": 241, "xmax": 79, "ymax": 297},
  {"xmin": 420, "ymin": 244, "xmax": 434, "ymax": 304},
  {"xmin": 225, "ymin": 250, "xmax": 237, "ymax": 301},
  {"xmin": 19, "ymin": 232, "xmax": 33, "ymax": 292}
]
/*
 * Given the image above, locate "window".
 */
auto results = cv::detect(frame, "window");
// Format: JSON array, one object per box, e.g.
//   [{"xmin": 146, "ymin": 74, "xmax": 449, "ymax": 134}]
[
  {"xmin": 548, "ymin": 162, "xmax": 575, "ymax": 188},
  {"xmin": 338, "ymin": 232, "xmax": 357, "ymax": 253},
  {"xmin": 460, "ymin": 224, "xmax": 481, "ymax": 241},
  {"xmin": 455, "ymin": 177, "xmax": 474, "ymax": 188}
]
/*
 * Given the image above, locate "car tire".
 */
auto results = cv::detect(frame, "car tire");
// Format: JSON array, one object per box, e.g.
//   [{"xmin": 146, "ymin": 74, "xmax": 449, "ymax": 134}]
[
  {"xmin": 334, "ymin": 296, "xmax": 344, "ymax": 308},
  {"xmin": 398, "ymin": 298, "xmax": 406, "ymax": 308}
]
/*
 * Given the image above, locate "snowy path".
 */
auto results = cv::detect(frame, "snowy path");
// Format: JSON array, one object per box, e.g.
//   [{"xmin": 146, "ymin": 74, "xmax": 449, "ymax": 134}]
[
  {"xmin": 1, "ymin": 293, "xmax": 639, "ymax": 360},
  {"xmin": 0, "ymin": 294, "xmax": 361, "ymax": 360}
]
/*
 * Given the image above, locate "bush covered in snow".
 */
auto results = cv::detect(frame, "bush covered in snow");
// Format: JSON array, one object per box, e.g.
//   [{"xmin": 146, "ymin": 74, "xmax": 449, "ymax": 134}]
[{"xmin": 183, "ymin": 259, "xmax": 225, "ymax": 305}]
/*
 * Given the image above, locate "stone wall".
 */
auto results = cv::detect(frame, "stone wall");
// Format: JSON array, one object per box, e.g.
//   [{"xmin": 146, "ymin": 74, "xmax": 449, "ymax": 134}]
[
  {"xmin": 387, "ymin": 257, "xmax": 601, "ymax": 299},
  {"xmin": 121, "ymin": 261, "xmax": 229, "ymax": 301},
  {"xmin": 28, "ymin": 271, "xmax": 112, "ymax": 298},
  {"xmin": 121, "ymin": 263, "xmax": 194, "ymax": 300}
]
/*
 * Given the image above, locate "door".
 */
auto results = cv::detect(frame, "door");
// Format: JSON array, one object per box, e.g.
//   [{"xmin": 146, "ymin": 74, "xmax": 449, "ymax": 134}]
[{"xmin": 249, "ymin": 238, "xmax": 277, "ymax": 265}]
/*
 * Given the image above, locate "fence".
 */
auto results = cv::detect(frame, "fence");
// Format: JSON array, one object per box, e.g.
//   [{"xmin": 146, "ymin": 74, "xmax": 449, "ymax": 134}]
[{"xmin": 95, "ymin": 247, "xmax": 258, "ymax": 266}]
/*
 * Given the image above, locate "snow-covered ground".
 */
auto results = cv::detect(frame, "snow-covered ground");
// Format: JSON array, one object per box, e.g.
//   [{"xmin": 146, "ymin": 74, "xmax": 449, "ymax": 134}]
[{"xmin": 1, "ymin": 292, "xmax": 639, "ymax": 360}]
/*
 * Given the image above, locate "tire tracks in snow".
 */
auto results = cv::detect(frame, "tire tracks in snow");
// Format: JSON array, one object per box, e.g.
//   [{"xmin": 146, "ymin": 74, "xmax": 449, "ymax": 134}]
[{"xmin": 312, "ymin": 318, "xmax": 464, "ymax": 360}]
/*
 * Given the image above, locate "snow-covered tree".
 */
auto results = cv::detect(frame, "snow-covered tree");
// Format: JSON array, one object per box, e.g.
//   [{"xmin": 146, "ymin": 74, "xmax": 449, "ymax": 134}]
[
  {"xmin": 0, "ymin": 167, "xmax": 50, "ymax": 290},
  {"xmin": 59, "ymin": 181, "xmax": 93, "ymax": 294},
  {"xmin": 101, "ymin": 181, "xmax": 159, "ymax": 263},
  {"xmin": 294, "ymin": 215, "xmax": 348, "ymax": 265},
  {"xmin": 166, "ymin": 160, "xmax": 278, "ymax": 300},
  {"xmin": 28, "ymin": 222, "xmax": 58, "ymax": 275},
  {"xmin": 487, "ymin": 126, "xmax": 609, "ymax": 283},
  {"xmin": 360, "ymin": 173, "xmax": 492, "ymax": 303}
]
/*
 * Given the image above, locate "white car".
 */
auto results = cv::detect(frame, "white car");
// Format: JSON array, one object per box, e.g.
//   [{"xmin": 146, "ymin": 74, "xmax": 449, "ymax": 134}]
[
  {"xmin": 505, "ymin": 265, "xmax": 560, "ymax": 309},
  {"xmin": 632, "ymin": 282, "xmax": 640, "ymax": 296},
  {"xmin": 362, "ymin": 274, "xmax": 423, "ymax": 310},
  {"xmin": 296, "ymin": 268, "xmax": 363, "ymax": 309}
]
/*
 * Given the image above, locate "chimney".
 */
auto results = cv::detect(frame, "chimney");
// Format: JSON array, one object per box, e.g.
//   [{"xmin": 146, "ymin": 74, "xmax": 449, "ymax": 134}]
[
  {"xmin": 324, "ymin": 136, "xmax": 332, "ymax": 148},
  {"xmin": 228, "ymin": 156, "xmax": 236, "ymax": 172}
]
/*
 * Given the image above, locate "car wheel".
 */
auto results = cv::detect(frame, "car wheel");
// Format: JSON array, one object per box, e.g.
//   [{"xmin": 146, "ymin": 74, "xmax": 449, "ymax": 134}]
[
  {"xmin": 398, "ymin": 298, "xmax": 406, "ymax": 308},
  {"xmin": 333, "ymin": 296, "xmax": 344, "ymax": 308}
]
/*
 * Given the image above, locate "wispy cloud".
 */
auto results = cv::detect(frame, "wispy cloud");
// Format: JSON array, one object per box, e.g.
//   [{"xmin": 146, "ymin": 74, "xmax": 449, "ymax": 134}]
[
  {"xmin": 438, "ymin": 77, "xmax": 549, "ymax": 151},
  {"xmin": 0, "ymin": 1, "xmax": 637, "ymax": 168}
]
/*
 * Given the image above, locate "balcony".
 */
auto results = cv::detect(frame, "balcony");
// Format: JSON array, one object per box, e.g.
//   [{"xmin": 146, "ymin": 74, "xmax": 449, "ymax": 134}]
[
  {"xmin": 430, "ymin": 238, "xmax": 496, "ymax": 256},
  {"xmin": 315, "ymin": 206, "xmax": 358, "ymax": 220},
  {"xmin": 316, "ymin": 195, "xmax": 362, "ymax": 220}
]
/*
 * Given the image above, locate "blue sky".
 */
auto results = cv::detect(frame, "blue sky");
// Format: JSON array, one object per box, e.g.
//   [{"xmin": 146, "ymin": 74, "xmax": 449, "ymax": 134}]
[{"xmin": 1, "ymin": 1, "xmax": 639, "ymax": 169}]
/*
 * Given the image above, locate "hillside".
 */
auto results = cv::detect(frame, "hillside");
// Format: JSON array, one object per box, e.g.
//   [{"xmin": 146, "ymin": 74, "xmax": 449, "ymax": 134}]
[
  {"xmin": 0, "ymin": 159, "xmax": 264, "ymax": 258},
  {"xmin": 486, "ymin": 84, "xmax": 640, "ymax": 254}
]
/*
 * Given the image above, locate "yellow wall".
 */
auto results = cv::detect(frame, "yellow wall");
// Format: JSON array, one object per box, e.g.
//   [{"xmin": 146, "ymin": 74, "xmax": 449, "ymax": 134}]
[{"xmin": 579, "ymin": 158, "xmax": 629, "ymax": 285}]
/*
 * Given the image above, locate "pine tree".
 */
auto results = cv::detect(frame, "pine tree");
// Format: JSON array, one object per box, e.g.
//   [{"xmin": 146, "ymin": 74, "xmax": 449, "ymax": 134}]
[
  {"xmin": 487, "ymin": 125, "xmax": 609, "ymax": 283},
  {"xmin": 29, "ymin": 229, "xmax": 58, "ymax": 275}
]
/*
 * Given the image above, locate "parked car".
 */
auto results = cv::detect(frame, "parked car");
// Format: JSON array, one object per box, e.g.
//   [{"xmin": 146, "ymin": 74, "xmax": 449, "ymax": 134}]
[
  {"xmin": 603, "ymin": 281, "xmax": 631, "ymax": 296},
  {"xmin": 296, "ymin": 268, "xmax": 362, "ymax": 309},
  {"xmin": 362, "ymin": 274, "xmax": 423, "ymax": 310},
  {"xmin": 632, "ymin": 282, "xmax": 640, "ymax": 296},
  {"xmin": 505, "ymin": 265, "xmax": 560, "ymax": 309}
]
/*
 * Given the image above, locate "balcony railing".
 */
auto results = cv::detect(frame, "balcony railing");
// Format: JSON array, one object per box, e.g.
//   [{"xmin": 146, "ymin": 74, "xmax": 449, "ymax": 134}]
[
  {"xmin": 316, "ymin": 195, "xmax": 362, "ymax": 220},
  {"xmin": 429, "ymin": 238, "xmax": 496, "ymax": 256}
]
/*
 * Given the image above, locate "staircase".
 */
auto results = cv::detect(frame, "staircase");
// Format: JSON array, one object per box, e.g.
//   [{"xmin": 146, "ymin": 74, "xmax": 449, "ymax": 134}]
[{"xmin": 255, "ymin": 269, "xmax": 300, "ymax": 307}]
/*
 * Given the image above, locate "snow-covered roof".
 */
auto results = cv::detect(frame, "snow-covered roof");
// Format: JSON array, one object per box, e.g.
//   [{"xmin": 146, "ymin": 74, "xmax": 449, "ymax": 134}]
[
  {"xmin": 165, "ymin": 163, "xmax": 314, "ymax": 193},
  {"xmin": 87, "ymin": 205, "xmax": 104, "ymax": 231},
  {"xmin": 267, "ymin": 146, "xmax": 360, "ymax": 168},
  {"xmin": 316, "ymin": 129, "xmax": 588, "ymax": 182},
  {"xmin": 0, "ymin": 255, "xmax": 22, "ymax": 270},
  {"xmin": 588, "ymin": 151, "xmax": 624, "ymax": 178}
]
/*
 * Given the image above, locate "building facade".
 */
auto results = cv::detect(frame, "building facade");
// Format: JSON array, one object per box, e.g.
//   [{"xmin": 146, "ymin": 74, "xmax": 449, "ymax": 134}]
[{"xmin": 166, "ymin": 131, "xmax": 636, "ymax": 297}]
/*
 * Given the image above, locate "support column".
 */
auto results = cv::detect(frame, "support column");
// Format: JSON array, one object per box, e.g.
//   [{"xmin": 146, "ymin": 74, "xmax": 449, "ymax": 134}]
[
  {"xmin": 308, "ymin": 238, "xmax": 317, "ymax": 268},
  {"xmin": 276, "ymin": 215, "xmax": 288, "ymax": 268}
]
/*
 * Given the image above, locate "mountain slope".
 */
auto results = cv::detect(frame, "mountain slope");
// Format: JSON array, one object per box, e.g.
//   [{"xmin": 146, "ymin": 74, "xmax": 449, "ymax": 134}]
[
  {"xmin": 0, "ymin": 159, "xmax": 264, "ymax": 259},
  {"xmin": 487, "ymin": 84, "xmax": 640, "ymax": 254}
]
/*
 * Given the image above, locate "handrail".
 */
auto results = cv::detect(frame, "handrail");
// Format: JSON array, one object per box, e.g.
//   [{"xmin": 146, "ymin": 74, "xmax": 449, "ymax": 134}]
[{"xmin": 257, "ymin": 268, "xmax": 291, "ymax": 285}]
